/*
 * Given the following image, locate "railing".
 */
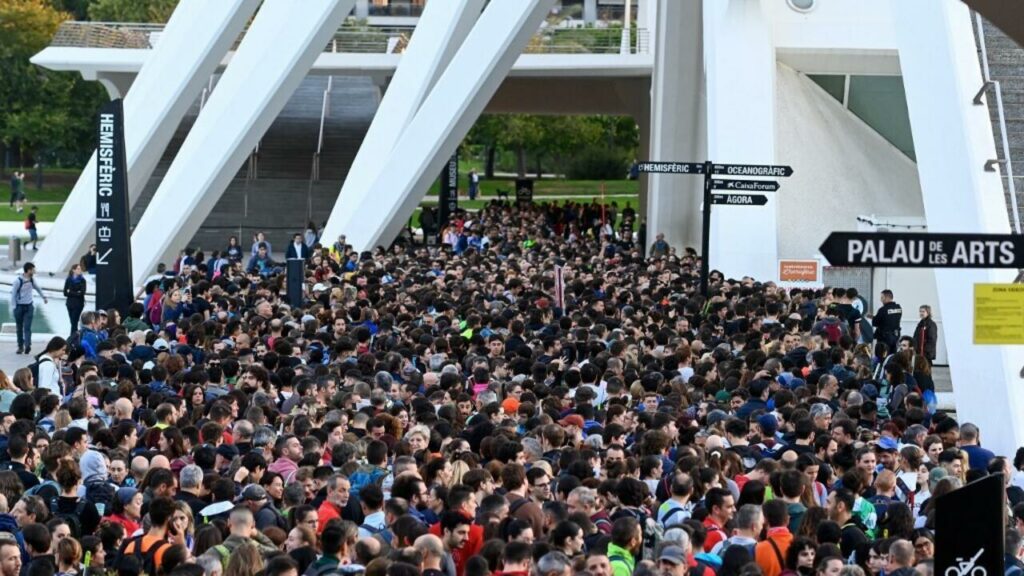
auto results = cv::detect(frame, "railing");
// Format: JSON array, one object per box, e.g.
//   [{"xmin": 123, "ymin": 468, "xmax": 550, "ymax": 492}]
[
  {"xmin": 48, "ymin": 21, "xmax": 652, "ymax": 55},
  {"xmin": 368, "ymin": 3, "xmax": 424, "ymax": 18},
  {"xmin": 974, "ymin": 12, "xmax": 1021, "ymax": 234},
  {"xmin": 51, "ymin": 22, "xmax": 164, "ymax": 49}
]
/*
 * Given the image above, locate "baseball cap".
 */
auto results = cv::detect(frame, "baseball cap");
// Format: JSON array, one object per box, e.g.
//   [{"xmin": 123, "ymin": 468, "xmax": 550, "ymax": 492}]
[
  {"xmin": 241, "ymin": 484, "xmax": 269, "ymax": 501},
  {"xmin": 875, "ymin": 436, "xmax": 899, "ymax": 453},
  {"xmin": 757, "ymin": 413, "xmax": 779, "ymax": 436},
  {"xmin": 153, "ymin": 338, "xmax": 169, "ymax": 352},
  {"xmin": 116, "ymin": 487, "xmax": 138, "ymax": 505},
  {"xmin": 658, "ymin": 546, "xmax": 686, "ymax": 566}
]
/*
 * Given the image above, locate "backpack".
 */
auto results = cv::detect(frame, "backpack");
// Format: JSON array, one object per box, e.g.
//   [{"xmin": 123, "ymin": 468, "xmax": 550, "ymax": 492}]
[
  {"xmin": 84, "ymin": 480, "xmax": 116, "ymax": 517},
  {"xmin": 115, "ymin": 535, "xmax": 169, "ymax": 576},
  {"xmin": 822, "ymin": 321, "xmax": 842, "ymax": 344},
  {"xmin": 360, "ymin": 522, "xmax": 394, "ymax": 544},
  {"xmin": 622, "ymin": 507, "xmax": 663, "ymax": 562},
  {"xmin": 212, "ymin": 544, "xmax": 231, "ymax": 570},
  {"xmin": 29, "ymin": 357, "xmax": 52, "ymax": 389},
  {"xmin": 509, "ymin": 498, "xmax": 531, "ymax": 516},
  {"xmin": 146, "ymin": 288, "xmax": 164, "ymax": 325},
  {"xmin": 26, "ymin": 479, "xmax": 58, "ymax": 498},
  {"xmin": 348, "ymin": 465, "xmax": 387, "ymax": 502},
  {"xmin": 50, "ymin": 497, "xmax": 87, "ymax": 538}
]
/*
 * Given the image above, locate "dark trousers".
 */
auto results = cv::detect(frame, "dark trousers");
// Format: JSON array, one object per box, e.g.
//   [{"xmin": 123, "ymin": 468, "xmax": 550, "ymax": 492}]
[
  {"xmin": 13, "ymin": 303, "xmax": 33, "ymax": 349},
  {"xmin": 67, "ymin": 300, "xmax": 84, "ymax": 338}
]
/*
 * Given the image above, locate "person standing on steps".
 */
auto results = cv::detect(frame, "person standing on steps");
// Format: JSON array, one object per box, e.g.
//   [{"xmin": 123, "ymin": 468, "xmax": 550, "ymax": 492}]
[
  {"xmin": 872, "ymin": 289, "xmax": 903, "ymax": 359},
  {"xmin": 10, "ymin": 262, "xmax": 48, "ymax": 355},
  {"xmin": 63, "ymin": 264, "xmax": 86, "ymax": 338}
]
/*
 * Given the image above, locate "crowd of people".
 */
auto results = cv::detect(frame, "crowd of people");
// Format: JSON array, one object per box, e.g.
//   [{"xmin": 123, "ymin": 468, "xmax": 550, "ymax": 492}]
[{"xmin": 0, "ymin": 199, "xmax": 1006, "ymax": 576}]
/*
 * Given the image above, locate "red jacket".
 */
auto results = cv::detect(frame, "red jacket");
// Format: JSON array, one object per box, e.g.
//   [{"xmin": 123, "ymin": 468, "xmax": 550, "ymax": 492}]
[{"xmin": 429, "ymin": 519, "xmax": 483, "ymax": 576}]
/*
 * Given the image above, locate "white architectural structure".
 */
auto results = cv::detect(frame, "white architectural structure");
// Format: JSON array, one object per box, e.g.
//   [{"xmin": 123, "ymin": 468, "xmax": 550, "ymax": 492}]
[{"xmin": 29, "ymin": 0, "xmax": 1024, "ymax": 454}]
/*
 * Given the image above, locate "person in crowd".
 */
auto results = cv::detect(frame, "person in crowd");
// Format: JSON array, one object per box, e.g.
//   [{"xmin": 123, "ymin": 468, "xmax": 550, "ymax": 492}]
[{"xmin": 63, "ymin": 264, "xmax": 87, "ymax": 338}]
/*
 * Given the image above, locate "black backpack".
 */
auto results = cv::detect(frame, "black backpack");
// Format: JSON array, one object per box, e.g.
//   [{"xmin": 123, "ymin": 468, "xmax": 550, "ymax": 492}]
[
  {"xmin": 50, "ymin": 497, "xmax": 87, "ymax": 538},
  {"xmin": 29, "ymin": 357, "xmax": 52, "ymax": 390}
]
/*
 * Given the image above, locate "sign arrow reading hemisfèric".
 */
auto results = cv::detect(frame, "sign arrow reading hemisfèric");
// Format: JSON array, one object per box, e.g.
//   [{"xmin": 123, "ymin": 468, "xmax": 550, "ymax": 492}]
[
  {"xmin": 95, "ymin": 248, "xmax": 113, "ymax": 266},
  {"xmin": 636, "ymin": 161, "xmax": 706, "ymax": 174},
  {"xmin": 711, "ymin": 193, "xmax": 768, "ymax": 206},
  {"xmin": 711, "ymin": 179, "xmax": 780, "ymax": 192}
]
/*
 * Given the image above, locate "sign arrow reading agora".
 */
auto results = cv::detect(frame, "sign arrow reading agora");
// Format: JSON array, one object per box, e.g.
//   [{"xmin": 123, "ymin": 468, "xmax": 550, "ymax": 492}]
[
  {"xmin": 711, "ymin": 193, "xmax": 768, "ymax": 206},
  {"xmin": 819, "ymin": 232, "xmax": 1024, "ymax": 268},
  {"xmin": 712, "ymin": 163, "xmax": 794, "ymax": 177},
  {"xmin": 711, "ymin": 179, "xmax": 780, "ymax": 192},
  {"xmin": 636, "ymin": 161, "xmax": 706, "ymax": 174}
]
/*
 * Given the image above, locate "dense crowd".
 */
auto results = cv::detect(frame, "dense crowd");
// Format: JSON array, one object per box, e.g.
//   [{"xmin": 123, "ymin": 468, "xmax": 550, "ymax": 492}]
[{"xmin": 0, "ymin": 200, "xmax": 1008, "ymax": 576}]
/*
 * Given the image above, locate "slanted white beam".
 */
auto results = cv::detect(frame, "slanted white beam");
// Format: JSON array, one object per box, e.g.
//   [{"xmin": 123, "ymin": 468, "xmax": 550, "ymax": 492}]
[
  {"xmin": 345, "ymin": 0, "xmax": 556, "ymax": 251},
  {"xmin": 33, "ymin": 0, "xmax": 261, "ymax": 275},
  {"xmin": 130, "ymin": 0, "xmax": 355, "ymax": 286},
  {"xmin": 894, "ymin": 0, "xmax": 1024, "ymax": 458},
  {"xmin": 320, "ymin": 0, "xmax": 485, "ymax": 247}
]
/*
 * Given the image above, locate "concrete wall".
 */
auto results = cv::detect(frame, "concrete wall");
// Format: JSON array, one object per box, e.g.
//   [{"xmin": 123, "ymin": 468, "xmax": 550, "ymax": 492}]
[{"xmin": 775, "ymin": 63, "xmax": 924, "ymax": 260}]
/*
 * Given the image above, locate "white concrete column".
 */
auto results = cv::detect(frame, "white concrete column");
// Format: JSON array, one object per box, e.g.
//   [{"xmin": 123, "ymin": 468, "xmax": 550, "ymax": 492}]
[
  {"xmin": 583, "ymin": 0, "xmax": 597, "ymax": 24},
  {"xmin": 647, "ymin": 0, "xmax": 704, "ymax": 252},
  {"xmin": 33, "ymin": 0, "xmax": 261, "ymax": 276},
  {"xmin": 356, "ymin": 0, "xmax": 369, "ymax": 19},
  {"xmin": 129, "ymin": 0, "xmax": 356, "ymax": 286},
  {"xmin": 344, "ymin": 0, "xmax": 556, "ymax": 251},
  {"xmin": 894, "ymin": 0, "xmax": 1024, "ymax": 457},
  {"xmin": 704, "ymin": 0, "xmax": 777, "ymax": 281},
  {"xmin": 320, "ymin": 0, "xmax": 484, "ymax": 246}
]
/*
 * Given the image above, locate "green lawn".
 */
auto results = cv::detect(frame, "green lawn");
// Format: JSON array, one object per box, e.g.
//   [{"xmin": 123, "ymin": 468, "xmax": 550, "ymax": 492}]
[
  {"xmin": 0, "ymin": 204, "xmax": 63, "ymax": 222},
  {"xmin": 424, "ymin": 175, "xmax": 639, "ymax": 198}
]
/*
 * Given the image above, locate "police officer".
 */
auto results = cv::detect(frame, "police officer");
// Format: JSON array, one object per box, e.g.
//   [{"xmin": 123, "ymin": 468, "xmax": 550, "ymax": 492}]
[{"xmin": 872, "ymin": 289, "xmax": 903, "ymax": 357}]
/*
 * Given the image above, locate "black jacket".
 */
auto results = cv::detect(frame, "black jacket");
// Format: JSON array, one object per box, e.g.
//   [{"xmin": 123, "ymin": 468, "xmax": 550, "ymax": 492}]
[{"xmin": 913, "ymin": 317, "xmax": 938, "ymax": 361}]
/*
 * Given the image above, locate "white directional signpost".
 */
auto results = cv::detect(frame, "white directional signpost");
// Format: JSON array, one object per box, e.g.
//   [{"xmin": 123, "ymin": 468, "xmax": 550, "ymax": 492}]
[{"xmin": 638, "ymin": 160, "xmax": 794, "ymax": 293}]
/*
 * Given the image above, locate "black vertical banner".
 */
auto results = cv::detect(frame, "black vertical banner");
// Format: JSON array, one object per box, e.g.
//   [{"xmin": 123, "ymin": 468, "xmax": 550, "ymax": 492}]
[
  {"xmin": 95, "ymin": 99, "xmax": 134, "ymax": 317},
  {"xmin": 515, "ymin": 178, "xmax": 534, "ymax": 207},
  {"xmin": 286, "ymin": 259, "xmax": 303, "ymax": 308},
  {"xmin": 936, "ymin": 473, "xmax": 1004, "ymax": 576},
  {"xmin": 438, "ymin": 153, "xmax": 458, "ymax": 235}
]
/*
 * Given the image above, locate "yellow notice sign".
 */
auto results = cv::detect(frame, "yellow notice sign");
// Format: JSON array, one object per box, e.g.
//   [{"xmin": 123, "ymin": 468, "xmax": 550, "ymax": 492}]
[{"xmin": 974, "ymin": 284, "xmax": 1024, "ymax": 344}]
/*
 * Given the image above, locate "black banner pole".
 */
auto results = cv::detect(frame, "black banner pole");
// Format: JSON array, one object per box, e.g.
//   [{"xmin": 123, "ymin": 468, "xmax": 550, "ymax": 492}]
[
  {"xmin": 95, "ymin": 99, "xmax": 134, "ymax": 317},
  {"xmin": 700, "ymin": 160, "xmax": 712, "ymax": 296}
]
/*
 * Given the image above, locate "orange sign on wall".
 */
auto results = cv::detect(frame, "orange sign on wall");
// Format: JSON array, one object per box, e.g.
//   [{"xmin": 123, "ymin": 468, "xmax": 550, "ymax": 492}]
[{"xmin": 778, "ymin": 259, "xmax": 821, "ymax": 284}]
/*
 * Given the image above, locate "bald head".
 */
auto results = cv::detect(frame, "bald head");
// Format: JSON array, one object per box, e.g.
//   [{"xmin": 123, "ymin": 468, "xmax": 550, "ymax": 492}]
[
  {"xmin": 414, "ymin": 534, "xmax": 444, "ymax": 560},
  {"xmin": 131, "ymin": 456, "xmax": 150, "ymax": 479},
  {"xmin": 114, "ymin": 398, "xmax": 134, "ymax": 420},
  {"xmin": 150, "ymin": 455, "xmax": 170, "ymax": 470}
]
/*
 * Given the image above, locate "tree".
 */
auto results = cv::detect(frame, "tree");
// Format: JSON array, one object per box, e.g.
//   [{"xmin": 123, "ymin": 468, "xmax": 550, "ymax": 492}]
[
  {"xmin": 87, "ymin": 0, "xmax": 177, "ymax": 22},
  {"xmin": 0, "ymin": 0, "xmax": 107, "ymax": 169}
]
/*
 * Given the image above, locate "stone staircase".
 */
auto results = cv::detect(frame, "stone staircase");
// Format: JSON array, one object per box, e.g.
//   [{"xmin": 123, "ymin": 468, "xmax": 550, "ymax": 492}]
[
  {"xmin": 976, "ymin": 17, "xmax": 1024, "ymax": 230},
  {"xmin": 129, "ymin": 75, "xmax": 378, "ymax": 251}
]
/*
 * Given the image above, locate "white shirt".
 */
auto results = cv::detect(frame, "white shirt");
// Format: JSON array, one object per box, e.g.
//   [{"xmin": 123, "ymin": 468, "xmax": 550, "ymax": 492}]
[{"xmin": 37, "ymin": 354, "xmax": 61, "ymax": 396}]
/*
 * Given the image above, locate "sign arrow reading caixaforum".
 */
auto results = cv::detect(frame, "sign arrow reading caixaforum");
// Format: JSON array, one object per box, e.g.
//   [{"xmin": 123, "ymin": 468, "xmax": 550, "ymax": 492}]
[
  {"xmin": 819, "ymin": 232, "xmax": 1024, "ymax": 268},
  {"xmin": 711, "ymin": 179, "xmax": 780, "ymax": 192}
]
